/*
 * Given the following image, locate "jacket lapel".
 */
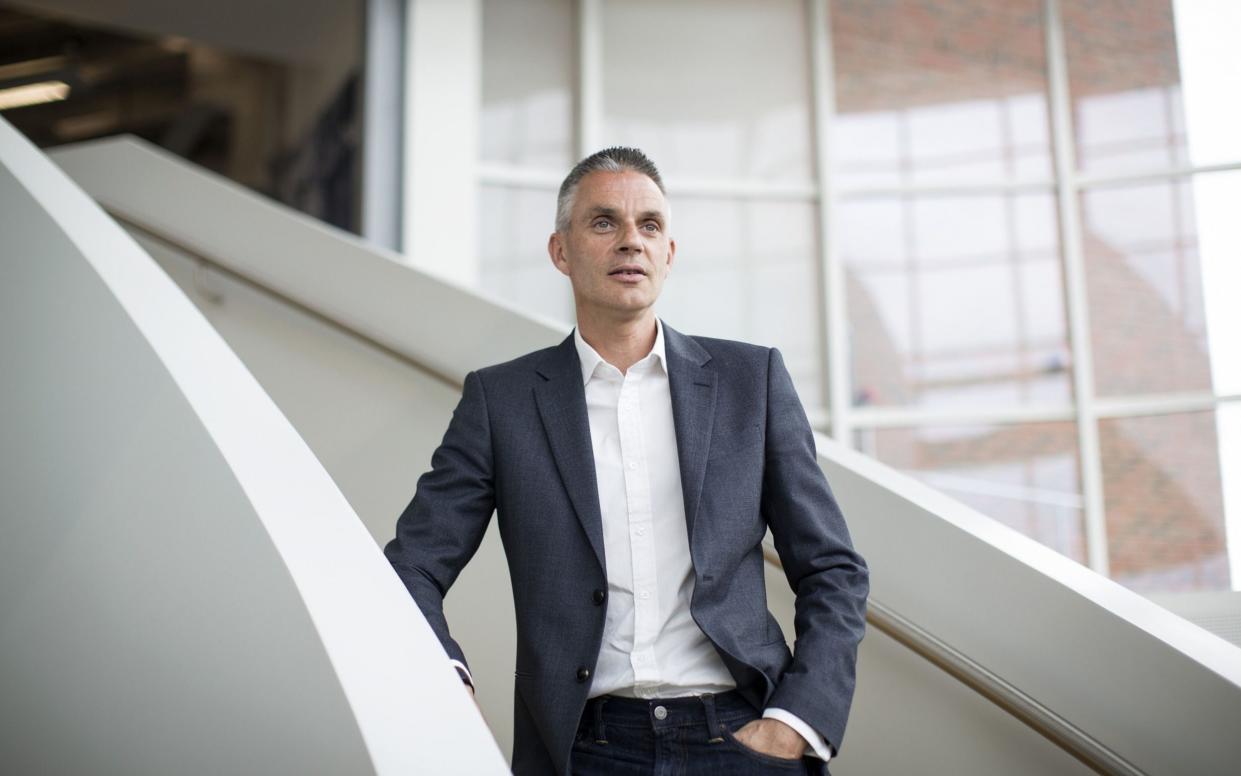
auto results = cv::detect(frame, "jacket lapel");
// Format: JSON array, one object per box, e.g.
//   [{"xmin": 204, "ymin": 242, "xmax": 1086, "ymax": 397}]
[
  {"xmin": 534, "ymin": 335, "xmax": 607, "ymax": 573},
  {"xmin": 664, "ymin": 323, "xmax": 716, "ymax": 548}
]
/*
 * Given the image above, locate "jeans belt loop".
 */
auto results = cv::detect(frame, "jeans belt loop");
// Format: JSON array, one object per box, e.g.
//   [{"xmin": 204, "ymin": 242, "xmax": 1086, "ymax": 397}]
[
  {"xmin": 700, "ymin": 692, "xmax": 725, "ymax": 744},
  {"xmin": 592, "ymin": 697, "xmax": 609, "ymax": 745}
]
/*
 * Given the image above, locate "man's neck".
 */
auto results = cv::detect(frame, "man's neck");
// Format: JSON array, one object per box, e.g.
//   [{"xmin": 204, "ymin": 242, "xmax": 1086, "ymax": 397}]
[{"xmin": 576, "ymin": 311, "xmax": 658, "ymax": 375}]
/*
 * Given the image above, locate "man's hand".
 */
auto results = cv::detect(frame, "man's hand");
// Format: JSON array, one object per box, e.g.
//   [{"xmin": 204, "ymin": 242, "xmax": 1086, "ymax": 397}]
[
  {"xmin": 463, "ymin": 680, "xmax": 483, "ymax": 713},
  {"xmin": 732, "ymin": 718, "xmax": 808, "ymax": 760}
]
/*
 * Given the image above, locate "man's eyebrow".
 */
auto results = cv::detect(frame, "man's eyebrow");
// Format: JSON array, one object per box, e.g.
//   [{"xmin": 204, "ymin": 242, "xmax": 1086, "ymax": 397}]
[
  {"xmin": 637, "ymin": 210, "xmax": 665, "ymax": 224},
  {"xmin": 584, "ymin": 206, "xmax": 620, "ymax": 219}
]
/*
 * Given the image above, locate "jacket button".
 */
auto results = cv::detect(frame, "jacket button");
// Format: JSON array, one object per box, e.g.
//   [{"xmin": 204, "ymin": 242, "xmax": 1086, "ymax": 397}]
[
  {"xmin": 592, "ymin": 589, "xmax": 606, "ymax": 605},
  {"xmin": 576, "ymin": 666, "xmax": 591, "ymax": 683}
]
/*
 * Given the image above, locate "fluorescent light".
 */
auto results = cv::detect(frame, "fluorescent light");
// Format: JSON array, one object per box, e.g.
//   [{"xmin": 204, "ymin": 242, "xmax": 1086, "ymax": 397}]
[{"xmin": 0, "ymin": 81, "xmax": 71, "ymax": 111}]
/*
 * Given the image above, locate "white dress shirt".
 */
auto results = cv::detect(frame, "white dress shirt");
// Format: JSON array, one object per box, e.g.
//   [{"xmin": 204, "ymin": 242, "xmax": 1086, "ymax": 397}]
[{"xmin": 573, "ymin": 319, "xmax": 832, "ymax": 762}]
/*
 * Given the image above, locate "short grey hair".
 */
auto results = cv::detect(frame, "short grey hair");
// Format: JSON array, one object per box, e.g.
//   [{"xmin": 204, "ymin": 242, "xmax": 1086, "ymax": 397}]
[{"xmin": 555, "ymin": 147, "xmax": 665, "ymax": 233}]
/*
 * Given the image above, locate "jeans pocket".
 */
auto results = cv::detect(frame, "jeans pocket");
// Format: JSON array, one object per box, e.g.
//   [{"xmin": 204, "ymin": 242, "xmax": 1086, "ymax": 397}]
[{"xmin": 720, "ymin": 726, "xmax": 806, "ymax": 769}]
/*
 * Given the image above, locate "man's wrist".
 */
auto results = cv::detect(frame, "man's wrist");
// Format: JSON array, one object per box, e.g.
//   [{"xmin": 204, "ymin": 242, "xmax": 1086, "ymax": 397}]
[
  {"xmin": 449, "ymin": 659, "xmax": 475, "ymax": 694},
  {"xmin": 762, "ymin": 708, "xmax": 833, "ymax": 761}
]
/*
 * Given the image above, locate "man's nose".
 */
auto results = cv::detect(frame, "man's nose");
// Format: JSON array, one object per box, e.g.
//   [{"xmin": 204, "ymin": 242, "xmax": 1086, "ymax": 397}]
[{"xmin": 617, "ymin": 220, "xmax": 644, "ymax": 253}]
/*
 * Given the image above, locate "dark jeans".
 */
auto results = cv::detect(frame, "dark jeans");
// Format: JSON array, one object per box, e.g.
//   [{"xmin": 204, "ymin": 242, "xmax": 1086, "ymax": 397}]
[{"xmin": 569, "ymin": 690, "xmax": 827, "ymax": 775}]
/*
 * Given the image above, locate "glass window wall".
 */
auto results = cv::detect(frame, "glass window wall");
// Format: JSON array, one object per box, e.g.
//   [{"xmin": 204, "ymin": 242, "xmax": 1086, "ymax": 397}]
[
  {"xmin": 1100, "ymin": 411, "xmax": 1231, "ymax": 592},
  {"xmin": 1062, "ymin": 0, "xmax": 1187, "ymax": 176},
  {"xmin": 477, "ymin": 184, "xmax": 576, "ymax": 325},
  {"xmin": 1080, "ymin": 178, "xmax": 1211, "ymax": 396},
  {"xmin": 840, "ymin": 192, "xmax": 1070, "ymax": 409},
  {"xmin": 657, "ymin": 197, "xmax": 823, "ymax": 407},
  {"xmin": 480, "ymin": 0, "xmax": 575, "ymax": 169},
  {"xmin": 831, "ymin": 0, "xmax": 1052, "ymax": 188},
  {"xmin": 600, "ymin": 0, "xmax": 814, "ymax": 183},
  {"xmin": 856, "ymin": 421, "xmax": 1085, "ymax": 563}
]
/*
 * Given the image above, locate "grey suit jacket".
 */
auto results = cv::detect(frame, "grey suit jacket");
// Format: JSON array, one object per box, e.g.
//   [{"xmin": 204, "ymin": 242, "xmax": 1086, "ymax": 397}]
[{"xmin": 385, "ymin": 323, "xmax": 868, "ymax": 775}]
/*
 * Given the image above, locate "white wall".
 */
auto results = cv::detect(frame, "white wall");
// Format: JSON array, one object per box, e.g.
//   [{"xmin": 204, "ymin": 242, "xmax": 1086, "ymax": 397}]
[{"xmin": 402, "ymin": 0, "xmax": 480, "ymax": 281}]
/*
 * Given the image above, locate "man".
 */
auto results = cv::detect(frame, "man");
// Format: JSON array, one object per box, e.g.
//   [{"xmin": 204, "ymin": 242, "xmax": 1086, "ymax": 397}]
[{"xmin": 385, "ymin": 147, "xmax": 868, "ymax": 775}]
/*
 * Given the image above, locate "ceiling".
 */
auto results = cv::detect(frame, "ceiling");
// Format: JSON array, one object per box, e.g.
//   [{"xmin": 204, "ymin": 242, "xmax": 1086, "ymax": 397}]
[{"xmin": 8, "ymin": 0, "xmax": 359, "ymax": 64}]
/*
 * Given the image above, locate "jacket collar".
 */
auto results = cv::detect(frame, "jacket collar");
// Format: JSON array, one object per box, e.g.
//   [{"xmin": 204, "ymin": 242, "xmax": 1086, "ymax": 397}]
[{"xmin": 533, "ymin": 320, "xmax": 716, "ymax": 571}]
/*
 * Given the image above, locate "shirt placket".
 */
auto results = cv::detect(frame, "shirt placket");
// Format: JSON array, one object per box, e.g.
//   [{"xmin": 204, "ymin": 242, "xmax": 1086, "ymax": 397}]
[{"xmin": 617, "ymin": 366, "xmax": 659, "ymax": 689}]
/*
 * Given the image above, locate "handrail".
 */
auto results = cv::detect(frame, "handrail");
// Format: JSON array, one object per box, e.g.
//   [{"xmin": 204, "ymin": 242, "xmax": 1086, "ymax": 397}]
[
  {"xmin": 763, "ymin": 548, "xmax": 1142, "ymax": 776},
  {"xmin": 115, "ymin": 214, "xmax": 465, "ymax": 392},
  {"xmin": 116, "ymin": 210, "xmax": 1141, "ymax": 776}
]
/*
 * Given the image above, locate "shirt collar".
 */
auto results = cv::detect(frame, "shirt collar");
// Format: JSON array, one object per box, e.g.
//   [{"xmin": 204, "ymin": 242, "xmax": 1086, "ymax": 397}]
[{"xmin": 573, "ymin": 318, "xmax": 667, "ymax": 385}]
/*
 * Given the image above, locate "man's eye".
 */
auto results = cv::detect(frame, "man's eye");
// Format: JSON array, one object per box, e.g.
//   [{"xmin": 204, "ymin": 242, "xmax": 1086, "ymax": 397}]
[
  {"xmin": 643, "ymin": 222, "xmax": 661, "ymax": 232},
  {"xmin": 593, "ymin": 219, "xmax": 613, "ymax": 229}
]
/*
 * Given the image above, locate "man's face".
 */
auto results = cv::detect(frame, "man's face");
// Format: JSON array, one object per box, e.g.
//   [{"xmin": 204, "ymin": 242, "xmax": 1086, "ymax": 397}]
[{"xmin": 548, "ymin": 170, "xmax": 676, "ymax": 320}]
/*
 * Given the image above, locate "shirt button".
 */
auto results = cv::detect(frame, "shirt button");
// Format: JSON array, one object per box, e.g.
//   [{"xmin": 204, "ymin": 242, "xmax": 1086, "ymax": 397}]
[
  {"xmin": 576, "ymin": 666, "xmax": 591, "ymax": 683},
  {"xmin": 639, "ymin": 591, "xmax": 650, "ymax": 600},
  {"xmin": 628, "ymin": 461, "xmax": 637, "ymax": 470},
  {"xmin": 634, "ymin": 526, "xmax": 646, "ymax": 536},
  {"xmin": 592, "ymin": 589, "xmax": 606, "ymax": 606},
  {"xmin": 653, "ymin": 705, "xmax": 668, "ymax": 721}
]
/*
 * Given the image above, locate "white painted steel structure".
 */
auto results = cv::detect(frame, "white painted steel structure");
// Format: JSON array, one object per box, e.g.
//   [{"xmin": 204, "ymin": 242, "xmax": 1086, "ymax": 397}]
[
  {"xmin": 1044, "ymin": 0, "xmax": 1110, "ymax": 576},
  {"xmin": 51, "ymin": 134, "xmax": 1241, "ymax": 775},
  {"xmin": 0, "ymin": 119, "xmax": 509, "ymax": 775},
  {"xmin": 360, "ymin": 0, "xmax": 405, "ymax": 252},
  {"xmin": 402, "ymin": 0, "xmax": 481, "ymax": 285}
]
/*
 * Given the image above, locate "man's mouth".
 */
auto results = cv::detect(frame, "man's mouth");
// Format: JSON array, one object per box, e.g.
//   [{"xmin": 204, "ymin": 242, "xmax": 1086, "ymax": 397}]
[{"xmin": 609, "ymin": 265, "xmax": 647, "ymax": 277}]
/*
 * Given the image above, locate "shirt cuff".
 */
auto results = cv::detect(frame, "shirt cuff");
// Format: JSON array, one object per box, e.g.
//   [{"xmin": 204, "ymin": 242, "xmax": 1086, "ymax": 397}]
[
  {"xmin": 449, "ymin": 659, "xmax": 475, "ymax": 691},
  {"xmin": 762, "ymin": 708, "xmax": 833, "ymax": 762}
]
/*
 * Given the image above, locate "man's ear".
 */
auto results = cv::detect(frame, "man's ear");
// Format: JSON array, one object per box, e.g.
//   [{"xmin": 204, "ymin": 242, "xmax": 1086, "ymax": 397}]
[
  {"xmin": 548, "ymin": 232, "xmax": 571, "ymax": 277},
  {"xmin": 666, "ymin": 237, "xmax": 676, "ymax": 272}
]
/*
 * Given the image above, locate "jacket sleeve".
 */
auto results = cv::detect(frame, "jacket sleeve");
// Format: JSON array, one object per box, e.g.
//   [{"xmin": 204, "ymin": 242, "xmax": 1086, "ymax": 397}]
[
  {"xmin": 761, "ymin": 347, "xmax": 869, "ymax": 753},
  {"xmin": 384, "ymin": 369, "xmax": 496, "ymax": 672}
]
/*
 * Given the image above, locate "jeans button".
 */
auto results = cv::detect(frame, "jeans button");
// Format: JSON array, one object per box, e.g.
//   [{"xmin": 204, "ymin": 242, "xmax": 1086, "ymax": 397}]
[{"xmin": 653, "ymin": 705, "xmax": 668, "ymax": 720}]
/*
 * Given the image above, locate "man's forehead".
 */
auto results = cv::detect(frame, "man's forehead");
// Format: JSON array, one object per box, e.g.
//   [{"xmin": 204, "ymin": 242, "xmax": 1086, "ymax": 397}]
[{"xmin": 575, "ymin": 170, "xmax": 667, "ymax": 210}]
